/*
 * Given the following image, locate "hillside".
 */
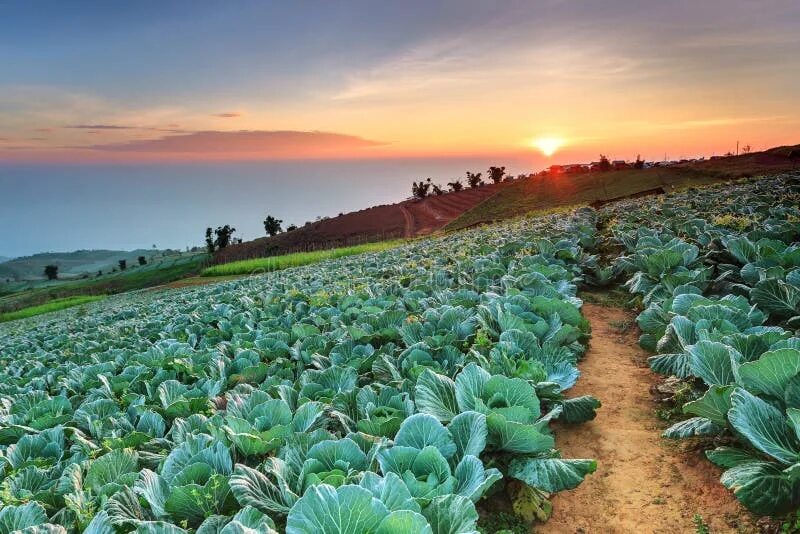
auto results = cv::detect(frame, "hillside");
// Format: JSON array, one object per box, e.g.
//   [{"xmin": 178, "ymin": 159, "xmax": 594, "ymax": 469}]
[
  {"xmin": 0, "ymin": 256, "xmax": 10, "ymax": 264},
  {"xmin": 213, "ymin": 144, "xmax": 799, "ymax": 265},
  {"xmin": 213, "ymin": 181, "xmax": 506, "ymax": 263},
  {"xmin": 447, "ymin": 144, "xmax": 800, "ymax": 231},
  {"xmin": 0, "ymin": 251, "xmax": 208, "ymax": 313},
  {"xmin": 0, "ymin": 248, "xmax": 166, "ymax": 281}
]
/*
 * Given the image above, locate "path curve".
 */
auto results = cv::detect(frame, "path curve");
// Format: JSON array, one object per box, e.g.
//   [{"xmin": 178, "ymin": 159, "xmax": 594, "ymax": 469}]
[
  {"xmin": 539, "ymin": 303, "xmax": 756, "ymax": 534},
  {"xmin": 399, "ymin": 203, "xmax": 414, "ymax": 238}
]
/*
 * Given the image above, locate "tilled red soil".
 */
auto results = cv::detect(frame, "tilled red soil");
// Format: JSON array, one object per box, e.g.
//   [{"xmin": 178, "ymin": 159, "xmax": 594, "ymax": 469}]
[{"xmin": 214, "ymin": 182, "xmax": 506, "ymax": 262}]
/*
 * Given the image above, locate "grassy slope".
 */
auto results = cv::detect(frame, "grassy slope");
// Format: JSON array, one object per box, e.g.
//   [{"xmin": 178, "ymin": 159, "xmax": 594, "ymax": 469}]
[
  {"xmin": 0, "ymin": 248, "xmax": 167, "ymax": 280},
  {"xmin": 203, "ymin": 240, "xmax": 405, "ymax": 276},
  {"xmin": 0, "ymin": 253, "xmax": 208, "ymax": 313},
  {"xmin": 0, "ymin": 296, "xmax": 105, "ymax": 323},
  {"xmin": 446, "ymin": 147, "xmax": 800, "ymax": 231},
  {"xmin": 446, "ymin": 167, "xmax": 723, "ymax": 231}
]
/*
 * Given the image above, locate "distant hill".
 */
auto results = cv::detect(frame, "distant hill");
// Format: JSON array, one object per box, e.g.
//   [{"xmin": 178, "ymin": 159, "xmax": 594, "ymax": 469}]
[
  {"xmin": 0, "ymin": 249, "xmax": 166, "ymax": 281},
  {"xmin": 0, "ymin": 257, "xmax": 11, "ymax": 264}
]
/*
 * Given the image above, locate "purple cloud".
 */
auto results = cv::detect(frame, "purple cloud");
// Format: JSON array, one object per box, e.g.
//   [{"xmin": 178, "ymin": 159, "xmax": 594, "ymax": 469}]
[
  {"xmin": 65, "ymin": 124, "xmax": 138, "ymax": 130},
  {"xmin": 82, "ymin": 130, "xmax": 384, "ymax": 157}
]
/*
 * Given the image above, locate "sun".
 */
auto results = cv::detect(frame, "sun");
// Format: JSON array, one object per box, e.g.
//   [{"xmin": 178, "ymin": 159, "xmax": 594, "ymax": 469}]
[{"xmin": 531, "ymin": 137, "xmax": 564, "ymax": 157}]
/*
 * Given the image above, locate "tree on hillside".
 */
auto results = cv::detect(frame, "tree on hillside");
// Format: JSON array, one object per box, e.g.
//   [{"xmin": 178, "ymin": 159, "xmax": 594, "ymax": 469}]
[
  {"xmin": 204, "ymin": 225, "xmax": 236, "ymax": 252},
  {"xmin": 488, "ymin": 166, "xmax": 506, "ymax": 184},
  {"xmin": 741, "ymin": 144, "xmax": 752, "ymax": 154},
  {"xmin": 205, "ymin": 227, "xmax": 215, "ymax": 253},
  {"xmin": 118, "ymin": 259, "xmax": 127, "ymax": 271},
  {"xmin": 412, "ymin": 178, "xmax": 433, "ymax": 199},
  {"xmin": 263, "ymin": 215, "xmax": 283, "ymax": 237},
  {"xmin": 138, "ymin": 256, "xmax": 147, "ymax": 266},
  {"xmin": 97, "ymin": 270, "xmax": 102, "ymax": 277},
  {"xmin": 431, "ymin": 183, "xmax": 444, "ymax": 196},
  {"xmin": 286, "ymin": 224, "xmax": 298, "ymax": 232},
  {"xmin": 598, "ymin": 154, "xmax": 611, "ymax": 172},
  {"xmin": 633, "ymin": 154, "xmax": 644, "ymax": 169},
  {"xmin": 44, "ymin": 265, "xmax": 58, "ymax": 280},
  {"xmin": 466, "ymin": 172, "xmax": 483, "ymax": 188},
  {"xmin": 447, "ymin": 179, "xmax": 464, "ymax": 192},
  {"xmin": 214, "ymin": 225, "xmax": 236, "ymax": 249}
]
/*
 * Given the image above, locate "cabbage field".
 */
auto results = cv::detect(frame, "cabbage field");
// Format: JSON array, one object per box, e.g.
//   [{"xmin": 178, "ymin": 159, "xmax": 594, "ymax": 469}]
[
  {"xmin": 0, "ymin": 172, "xmax": 798, "ymax": 533},
  {"xmin": 0, "ymin": 207, "xmax": 602, "ymax": 533},
  {"xmin": 605, "ymin": 173, "xmax": 800, "ymax": 516}
]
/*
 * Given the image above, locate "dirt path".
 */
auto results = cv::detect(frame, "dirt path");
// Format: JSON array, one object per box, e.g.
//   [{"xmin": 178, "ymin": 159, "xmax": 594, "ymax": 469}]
[
  {"xmin": 398, "ymin": 204, "xmax": 414, "ymax": 238},
  {"xmin": 539, "ymin": 303, "xmax": 757, "ymax": 534}
]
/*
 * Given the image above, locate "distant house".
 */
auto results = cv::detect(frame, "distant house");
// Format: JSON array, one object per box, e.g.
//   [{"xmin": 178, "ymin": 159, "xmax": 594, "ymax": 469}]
[
  {"xmin": 565, "ymin": 164, "xmax": 588, "ymax": 174},
  {"xmin": 612, "ymin": 160, "xmax": 628, "ymax": 170}
]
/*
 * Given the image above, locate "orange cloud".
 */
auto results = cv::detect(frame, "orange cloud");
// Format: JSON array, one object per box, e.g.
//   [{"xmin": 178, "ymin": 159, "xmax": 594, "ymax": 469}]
[{"xmin": 213, "ymin": 112, "xmax": 242, "ymax": 118}]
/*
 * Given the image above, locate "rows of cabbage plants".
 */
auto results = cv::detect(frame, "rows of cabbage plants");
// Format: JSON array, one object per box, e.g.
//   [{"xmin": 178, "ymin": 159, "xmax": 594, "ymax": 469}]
[
  {"xmin": 608, "ymin": 173, "xmax": 800, "ymax": 515},
  {"xmin": 0, "ymin": 210, "xmax": 602, "ymax": 533}
]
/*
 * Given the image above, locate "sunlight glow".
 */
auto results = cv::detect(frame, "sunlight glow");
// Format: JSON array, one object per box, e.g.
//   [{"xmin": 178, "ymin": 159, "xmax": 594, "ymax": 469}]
[{"xmin": 531, "ymin": 137, "xmax": 565, "ymax": 157}]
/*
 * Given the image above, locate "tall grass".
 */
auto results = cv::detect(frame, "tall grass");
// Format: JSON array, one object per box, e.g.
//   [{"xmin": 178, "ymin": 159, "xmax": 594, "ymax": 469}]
[
  {"xmin": 202, "ymin": 240, "xmax": 406, "ymax": 277},
  {"xmin": 0, "ymin": 295, "xmax": 104, "ymax": 323}
]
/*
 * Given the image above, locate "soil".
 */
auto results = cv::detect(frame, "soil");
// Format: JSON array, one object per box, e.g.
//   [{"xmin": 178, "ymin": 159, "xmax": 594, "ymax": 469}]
[
  {"xmin": 399, "ymin": 204, "xmax": 414, "ymax": 238},
  {"xmin": 212, "ymin": 183, "xmax": 504, "ymax": 263},
  {"xmin": 145, "ymin": 275, "xmax": 244, "ymax": 291},
  {"xmin": 539, "ymin": 303, "xmax": 758, "ymax": 534}
]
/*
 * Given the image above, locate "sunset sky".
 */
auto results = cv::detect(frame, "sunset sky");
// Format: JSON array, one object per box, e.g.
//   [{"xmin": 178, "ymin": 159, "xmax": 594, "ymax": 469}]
[
  {"xmin": 2, "ymin": 0, "xmax": 799, "ymax": 163},
  {"xmin": 1, "ymin": 0, "xmax": 799, "ymax": 257}
]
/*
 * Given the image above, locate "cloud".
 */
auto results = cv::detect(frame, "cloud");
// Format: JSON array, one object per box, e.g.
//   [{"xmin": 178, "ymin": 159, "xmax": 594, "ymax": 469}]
[
  {"xmin": 62, "ymin": 124, "xmax": 190, "ymax": 134},
  {"xmin": 80, "ymin": 130, "xmax": 385, "ymax": 158},
  {"xmin": 623, "ymin": 115, "xmax": 790, "ymax": 132},
  {"xmin": 65, "ymin": 124, "xmax": 138, "ymax": 130},
  {"xmin": 213, "ymin": 112, "xmax": 242, "ymax": 118}
]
